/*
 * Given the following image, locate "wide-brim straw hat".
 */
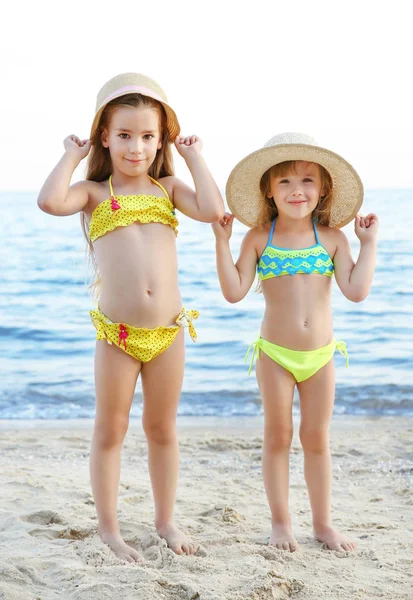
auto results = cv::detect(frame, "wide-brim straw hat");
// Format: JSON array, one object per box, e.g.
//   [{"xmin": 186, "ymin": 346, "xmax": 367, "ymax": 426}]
[
  {"xmin": 226, "ymin": 132, "xmax": 364, "ymax": 229},
  {"xmin": 90, "ymin": 72, "xmax": 180, "ymax": 142}
]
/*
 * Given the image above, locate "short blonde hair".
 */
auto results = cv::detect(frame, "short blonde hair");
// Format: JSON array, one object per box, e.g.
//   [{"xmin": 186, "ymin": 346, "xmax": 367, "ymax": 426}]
[{"xmin": 258, "ymin": 161, "xmax": 333, "ymax": 227}]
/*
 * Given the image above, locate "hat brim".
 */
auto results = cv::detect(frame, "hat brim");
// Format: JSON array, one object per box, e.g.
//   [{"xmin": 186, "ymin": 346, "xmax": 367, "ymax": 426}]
[
  {"xmin": 226, "ymin": 144, "xmax": 364, "ymax": 229},
  {"xmin": 90, "ymin": 92, "xmax": 180, "ymax": 143}
]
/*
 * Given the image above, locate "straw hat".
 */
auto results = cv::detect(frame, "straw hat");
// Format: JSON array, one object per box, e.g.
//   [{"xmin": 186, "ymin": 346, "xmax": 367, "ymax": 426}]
[
  {"xmin": 226, "ymin": 133, "xmax": 364, "ymax": 229},
  {"xmin": 90, "ymin": 73, "xmax": 180, "ymax": 142}
]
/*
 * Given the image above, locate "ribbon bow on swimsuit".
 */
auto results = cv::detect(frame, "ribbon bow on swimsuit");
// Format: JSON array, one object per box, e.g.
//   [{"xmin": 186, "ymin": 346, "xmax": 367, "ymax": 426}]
[
  {"xmin": 175, "ymin": 308, "xmax": 200, "ymax": 342},
  {"xmin": 335, "ymin": 341, "xmax": 350, "ymax": 367},
  {"xmin": 90, "ymin": 311, "xmax": 110, "ymax": 342},
  {"xmin": 244, "ymin": 340, "xmax": 261, "ymax": 375}
]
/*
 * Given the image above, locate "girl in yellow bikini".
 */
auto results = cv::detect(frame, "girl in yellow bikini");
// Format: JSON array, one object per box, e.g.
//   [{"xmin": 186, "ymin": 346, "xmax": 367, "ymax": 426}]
[
  {"xmin": 37, "ymin": 73, "xmax": 224, "ymax": 562},
  {"xmin": 212, "ymin": 133, "xmax": 378, "ymax": 553}
]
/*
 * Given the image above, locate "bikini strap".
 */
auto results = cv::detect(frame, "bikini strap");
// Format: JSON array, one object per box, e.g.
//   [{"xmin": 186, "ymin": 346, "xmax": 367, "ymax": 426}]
[
  {"xmin": 149, "ymin": 176, "xmax": 170, "ymax": 200},
  {"xmin": 108, "ymin": 175, "xmax": 169, "ymax": 200},
  {"xmin": 109, "ymin": 175, "xmax": 114, "ymax": 198},
  {"xmin": 312, "ymin": 218, "xmax": 320, "ymax": 244},
  {"xmin": 267, "ymin": 219, "xmax": 276, "ymax": 245}
]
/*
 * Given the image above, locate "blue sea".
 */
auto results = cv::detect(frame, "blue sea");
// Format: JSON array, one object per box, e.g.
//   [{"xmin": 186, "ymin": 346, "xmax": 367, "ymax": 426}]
[{"xmin": 1, "ymin": 190, "xmax": 412, "ymax": 419}]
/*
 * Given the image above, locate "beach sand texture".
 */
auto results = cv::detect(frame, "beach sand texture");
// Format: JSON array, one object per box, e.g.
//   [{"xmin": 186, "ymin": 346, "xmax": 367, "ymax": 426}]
[{"xmin": 0, "ymin": 417, "xmax": 412, "ymax": 600}]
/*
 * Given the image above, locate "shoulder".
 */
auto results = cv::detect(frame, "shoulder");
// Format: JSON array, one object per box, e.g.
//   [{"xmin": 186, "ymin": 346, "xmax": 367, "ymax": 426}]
[
  {"xmin": 241, "ymin": 224, "xmax": 268, "ymax": 253},
  {"xmin": 157, "ymin": 175, "xmax": 181, "ymax": 197},
  {"xmin": 74, "ymin": 179, "xmax": 111, "ymax": 216},
  {"xmin": 318, "ymin": 224, "xmax": 349, "ymax": 251},
  {"xmin": 317, "ymin": 224, "xmax": 353, "ymax": 262}
]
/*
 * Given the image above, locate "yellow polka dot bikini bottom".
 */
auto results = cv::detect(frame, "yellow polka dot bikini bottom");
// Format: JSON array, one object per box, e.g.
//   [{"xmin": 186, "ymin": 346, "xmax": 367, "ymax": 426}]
[{"xmin": 90, "ymin": 306, "xmax": 199, "ymax": 363}]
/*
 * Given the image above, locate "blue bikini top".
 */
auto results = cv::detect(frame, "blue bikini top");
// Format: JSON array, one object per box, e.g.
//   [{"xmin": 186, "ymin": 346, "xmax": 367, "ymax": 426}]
[{"xmin": 257, "ymin": 219, "xmax": 334, "ymax": 280}]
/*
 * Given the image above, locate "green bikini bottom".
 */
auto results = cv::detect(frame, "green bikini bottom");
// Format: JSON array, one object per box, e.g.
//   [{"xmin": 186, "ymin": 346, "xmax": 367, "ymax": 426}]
[{"xmin": 245, "ymin": 337, "xmax": 349, "ymax": 383}]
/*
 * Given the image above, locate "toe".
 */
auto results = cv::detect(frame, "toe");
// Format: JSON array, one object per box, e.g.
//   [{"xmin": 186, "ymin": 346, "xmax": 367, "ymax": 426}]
[
  {"xmin": 182, "ymin": 543, "xmax": 190, "ymax": 555},
  {"xmin": 188, "ymin": 543, "xmax": 196, "ymax": 555},
  {"xmin": 289, "ymin": 542, "xmax": 297, "ymax": 552},
  {"xmin": 282, "ymin": 542, "xmax": 289, "ymax": 551}
]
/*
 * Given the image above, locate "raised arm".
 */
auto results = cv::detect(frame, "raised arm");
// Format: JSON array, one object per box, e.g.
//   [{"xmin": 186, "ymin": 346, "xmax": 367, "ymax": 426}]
[
  {"xmin": 167, "ymin": 135, "xmax": 225, "ymax": 223},
  {"xmin": 37, "ymin": 135, "xmax": 92, "ymax": 216},
  {"xmin": 212, "ymin": 214, "xmax": 258, "ymax": 303},
  {"xmin": 333, "ymin": 214, "xmax": 378, "ymax": 302}
]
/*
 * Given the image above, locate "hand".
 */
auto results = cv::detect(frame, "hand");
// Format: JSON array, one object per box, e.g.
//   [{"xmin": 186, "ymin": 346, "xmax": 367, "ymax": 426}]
[
  {"xmin": 63, "ymin": 135, "xmax": 92, "ymax": 161},
  {"xmin": 211, "ymin": 212, "xmax": 235, "ymax": 240},
  {"xmin": 355, "ymin": 213, "xmax": 379, "ymax": 243},
  {"xmin": 174, "ymin": 135, "xmax": 203, "ymax": 160}
]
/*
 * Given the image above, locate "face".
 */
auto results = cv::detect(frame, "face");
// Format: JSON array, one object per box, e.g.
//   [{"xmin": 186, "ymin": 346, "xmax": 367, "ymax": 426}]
[
  {"xmin": 101, "ymin": 105, "xmax": 162, "ymax": 175},
  {"xmin": 268, "ymin": 161, "xmax": 324, "ymax": 220}
]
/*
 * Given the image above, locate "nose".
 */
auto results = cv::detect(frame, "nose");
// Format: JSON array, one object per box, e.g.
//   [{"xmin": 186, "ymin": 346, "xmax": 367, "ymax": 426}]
[
  {"xmin": 129, "ymin": 137, "xmax": 143, "ymax": 155},
  {"xmin": 291, "ymin": 183, "xmax": 303, "ymax": 196}
]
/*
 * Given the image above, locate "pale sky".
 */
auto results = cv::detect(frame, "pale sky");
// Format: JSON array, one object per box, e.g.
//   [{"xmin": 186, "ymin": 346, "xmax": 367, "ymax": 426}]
[{"xmin": 2, "ymin": 0, "xmax": 413, "ymax": 192}]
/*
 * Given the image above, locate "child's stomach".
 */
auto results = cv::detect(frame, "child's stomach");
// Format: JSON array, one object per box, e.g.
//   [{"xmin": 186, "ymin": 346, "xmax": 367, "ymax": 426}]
[
  {"xmin": 260, "ymin": 274, "xmax": 334, "ymax": 350},
  {"xmin": 93, "ymin": 223, "xmax": 182, "ymax": 328}
]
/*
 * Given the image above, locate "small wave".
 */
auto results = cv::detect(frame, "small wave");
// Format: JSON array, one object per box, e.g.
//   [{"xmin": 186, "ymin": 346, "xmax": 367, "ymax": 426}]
[{"xmin": 1, "ymin": 384, "xmax": 412, "ymax": 420}]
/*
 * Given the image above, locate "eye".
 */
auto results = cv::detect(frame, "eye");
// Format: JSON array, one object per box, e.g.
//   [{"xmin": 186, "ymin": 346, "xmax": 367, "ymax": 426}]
[
  {"xmin": 119, "ymin": 133, "xmax": 129, "ymax": 139},
  {"xmin": 303, "ymin": 178, "xmax": 314, "ymax": 183},
  {"xmin": 143, "ymin": 134, "xmax": 154, "ymax": 140},
  {"xmin": 279, "ymin": 178, "xmax": 290, "ymax": 184}
]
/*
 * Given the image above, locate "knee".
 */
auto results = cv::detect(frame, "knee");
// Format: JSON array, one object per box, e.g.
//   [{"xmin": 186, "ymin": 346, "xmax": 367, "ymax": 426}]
[
  {"xmin": 300, "ymin": 427, "xmax": 329, "ymax": 454},
  {"xmin": 94, "ymin": 415, "xmax": 129, "ymax": 449},
  {"xmin": 142, "ymin": 419, "xmax": 176, "ymax": 445},
  {"xmin": 264, "ymin": 425, "xmax": 293, "ymax": 453}
]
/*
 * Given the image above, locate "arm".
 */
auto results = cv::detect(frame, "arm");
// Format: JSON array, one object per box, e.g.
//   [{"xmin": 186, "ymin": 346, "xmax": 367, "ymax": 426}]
[
  {"xmin": 211, "ymin": 214, "xmax": 258, "ymax": 303},
  {"xmin": 169, "ymin": 135, "xmax": 225, "ymax": 222},
  {"xmin": 333, "ymin": 213, "xmax": 379, "ymax": 302},
  {"xmin": 37, "ymin": 135, "xmax": 92, "ymax": 216}
]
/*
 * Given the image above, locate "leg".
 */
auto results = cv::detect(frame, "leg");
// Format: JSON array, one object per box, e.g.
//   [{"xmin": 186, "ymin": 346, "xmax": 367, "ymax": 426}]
[
  {"xmin": 141, "ymin": 329, "xmax": 197, "ymax": 556},
  {"xmin": 90, "ymin": 341, "xmax": 142, "ymax": 562},
  {"xmin": 256, "ymin": 351, "xmax": 298, "ymax": 552},
  {"xmin": 298, "ymin": 358, "xmax": 356, "ymax": 551}
]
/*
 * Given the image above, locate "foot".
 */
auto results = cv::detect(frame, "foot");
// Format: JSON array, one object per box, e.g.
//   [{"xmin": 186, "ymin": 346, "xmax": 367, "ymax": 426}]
[
  {"xmin": 269, "ymin": 523, "xmax": 298, "ymax": 552},
  {"xmin": 156, "ymin": 522, "xmax": 198, "ymax": 555},
  {"xmin": 99, "ymin": 531, "xmax": 142, "ymax": 563},
  {"xmin": 314, "ymin": 525, "xmax": 356, "ymax": 552}
]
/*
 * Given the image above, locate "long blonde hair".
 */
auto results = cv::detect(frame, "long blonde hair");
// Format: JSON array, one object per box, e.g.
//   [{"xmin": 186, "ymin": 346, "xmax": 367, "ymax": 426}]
[
  {"xmin": 81, "ymin": 93, "xmax": 175, "ymax": 297},
  {"xmin": 255, "ymin": 160, "xmax": 333, "ymax": 293}
]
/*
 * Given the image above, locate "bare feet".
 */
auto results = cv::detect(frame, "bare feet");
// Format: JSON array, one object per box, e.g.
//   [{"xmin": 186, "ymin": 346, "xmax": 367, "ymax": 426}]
[
  {"xmin": 314, "ymin": 525, "xmax": 356, "ymax": 552},
  {"xmin": 157, "ymin": 522, "xmax": 198, "ymax": 555},
  {"xmin": 99, "ymin": 531, "xmax": 142, "ymax": 563},
  {"xmin": 269, "ymin": 523, "xmax": 298, "ymax": 552}
]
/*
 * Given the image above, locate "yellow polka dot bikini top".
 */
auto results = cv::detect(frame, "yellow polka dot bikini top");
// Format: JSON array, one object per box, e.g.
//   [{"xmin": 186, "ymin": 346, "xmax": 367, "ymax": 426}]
[{"xmin": 88, "ymin": 175, "xmax": 179, "ymax": 242}]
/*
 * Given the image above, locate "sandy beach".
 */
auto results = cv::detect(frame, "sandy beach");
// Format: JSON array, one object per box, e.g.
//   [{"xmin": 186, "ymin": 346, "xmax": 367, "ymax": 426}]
[{"xmin": 0, "ymin": 416, "xmax": 412, "ymax": 600}]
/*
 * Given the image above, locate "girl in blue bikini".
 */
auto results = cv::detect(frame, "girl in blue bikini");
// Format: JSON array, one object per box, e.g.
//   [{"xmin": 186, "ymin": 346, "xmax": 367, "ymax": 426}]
[{"xmin": 212, "ymin": 133, "xmax": 378, "ymax": 552}]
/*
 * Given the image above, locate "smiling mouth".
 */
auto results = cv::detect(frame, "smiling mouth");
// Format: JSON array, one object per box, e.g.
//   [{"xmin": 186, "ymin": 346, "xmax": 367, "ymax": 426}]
[
  {"xmin": 289, "ymin": 200, "xmax": 307, "ymax": 205},
  {"xmin": 126, "ymin": 158, "xmax": 144, "ymax": 164}
]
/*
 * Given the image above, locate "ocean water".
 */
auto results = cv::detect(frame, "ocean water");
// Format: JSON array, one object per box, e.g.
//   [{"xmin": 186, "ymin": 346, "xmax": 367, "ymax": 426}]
[{"xmin": 1, "ymin": 190, "xmax": 412, "ymax": 419}]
